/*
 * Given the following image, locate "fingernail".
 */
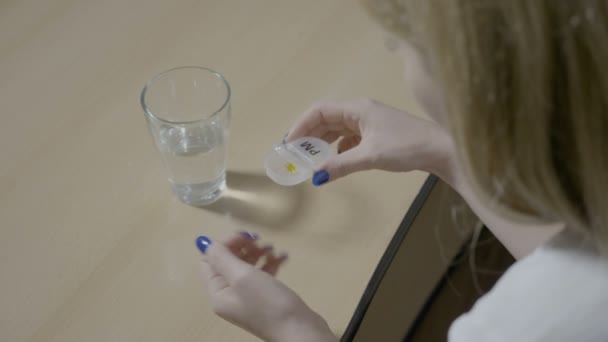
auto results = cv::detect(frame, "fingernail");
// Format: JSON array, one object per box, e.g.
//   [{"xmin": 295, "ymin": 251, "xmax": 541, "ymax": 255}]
[
  {"xmin": 196, "ymin": 236, "xmax": 212, "ymax": 254},
  {"xmin": 239, "ymin": 231, "xmax": 258, "ymax": 240},
  {"xmin": 312, "ymin": 170, "xmax": 329, "ymax": 186},
  {"xmin": 282, "ymin": 132, "xmax": 289, "ymax": 144}
]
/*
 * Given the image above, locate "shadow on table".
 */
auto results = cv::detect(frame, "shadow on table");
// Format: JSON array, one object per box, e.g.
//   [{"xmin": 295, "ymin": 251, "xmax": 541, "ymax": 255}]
[{"xmin": 201, "ymin": 170, "xmax": 309, "ymax": 230}]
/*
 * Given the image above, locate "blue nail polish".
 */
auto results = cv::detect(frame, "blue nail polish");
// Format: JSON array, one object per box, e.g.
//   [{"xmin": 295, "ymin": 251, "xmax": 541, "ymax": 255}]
[
  {"xmin": 196, "ymin": 236, "xmax": 212, "ymax": 254},
  {"xmin": 312, "ymin": 170, "xmax": 329, "ymax": 186},
  {"xmin": 240, "ymin": 231, "xmax": 258, "ymax": 240}
]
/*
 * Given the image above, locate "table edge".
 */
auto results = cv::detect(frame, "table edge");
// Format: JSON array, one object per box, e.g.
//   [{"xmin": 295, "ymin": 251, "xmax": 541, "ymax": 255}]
[{"xmin": 340, "ymin": 174, "xmax": 439, "ymax": 341}]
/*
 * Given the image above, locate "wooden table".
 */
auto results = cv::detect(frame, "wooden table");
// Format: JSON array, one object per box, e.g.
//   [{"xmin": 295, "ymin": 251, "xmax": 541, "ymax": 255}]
[{"xmin": 0, "ymin": 1, "xmax": 430, "ymax": 341}]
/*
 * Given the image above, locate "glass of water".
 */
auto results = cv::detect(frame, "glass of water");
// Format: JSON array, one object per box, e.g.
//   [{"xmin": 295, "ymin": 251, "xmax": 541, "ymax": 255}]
[{"xmin": 141, "ymin": 66, "xmax": 231, "ymax": 206}]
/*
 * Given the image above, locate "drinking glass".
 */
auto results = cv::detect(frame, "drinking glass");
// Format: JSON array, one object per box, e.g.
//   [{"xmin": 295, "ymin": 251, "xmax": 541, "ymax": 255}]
[{"xmin": 141, "ymin": 66, "xmax": 231, "ymax": 206}]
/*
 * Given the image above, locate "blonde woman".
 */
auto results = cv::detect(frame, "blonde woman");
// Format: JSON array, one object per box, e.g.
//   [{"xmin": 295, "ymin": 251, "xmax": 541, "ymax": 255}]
[{"xmin": 196, "ymin": 1, "xmax": 608, "ymax": 341}]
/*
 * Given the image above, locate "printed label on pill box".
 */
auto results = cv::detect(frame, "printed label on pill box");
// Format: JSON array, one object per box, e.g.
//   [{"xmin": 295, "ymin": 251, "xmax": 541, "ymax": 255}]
[
  {"xmin": 299, "ymin": 141, "xmax": 321, "ymax": 155},
  {"xmin": 287, "ymin": 137, "xmax": 330, "ymax": 168}
]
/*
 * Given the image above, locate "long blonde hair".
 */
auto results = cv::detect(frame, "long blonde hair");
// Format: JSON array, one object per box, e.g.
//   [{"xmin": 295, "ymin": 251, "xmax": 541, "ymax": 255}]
[{"xmin": 364, "ymin": 0, "xmax": 608, "ymax": 253}]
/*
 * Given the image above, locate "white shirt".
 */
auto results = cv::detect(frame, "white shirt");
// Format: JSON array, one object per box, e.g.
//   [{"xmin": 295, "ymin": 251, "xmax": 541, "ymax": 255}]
[{"xmin": 449, "ymin": 230, "xmax": 608, "ymax": 341}]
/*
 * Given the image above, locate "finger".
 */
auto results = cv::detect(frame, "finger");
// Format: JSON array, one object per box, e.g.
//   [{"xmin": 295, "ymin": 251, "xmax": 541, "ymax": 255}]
[
  {"xmin": 241, "ymin": 245, "xmax": 273, "ymax": 265},
  {"xmin": 307, "ymin": 125, "xmax": 328, "ymax": 140},
  {"xmin": 226, "ymin": 232, "xmax": 262, "ymax": 264},
  {"xmin": 310, "ymin": 124, "xmax": 355, "ymax": 139},
  {"xmin": 321, "ymin": 131, "xmax": 359, "ymax": 145},
  {"xmin": 337, "ymin": 135, "xmax": 361, "ymax": 154},
  {"xmin": 224, "ymin": 232, "xmax": 258, "ymax": 255},
  {"xmin": 313, "ymin": 145, "xmax": 372, "ymax": 185},
  {"xmin": 287, "ymin": 101, "xmax": 362, "ymax": 142},
  {"xmin": 206, "ymin": 242, "xmax": 253, "ymax": 283},
  {"xmin": 261, "ymin": 252, "xmax": 288, "ymax": 276},
  {"xmin": 229, "ymin": 239, "xmax": 256, "ymax": 260},
  {"xmin": 319, "ymin": 131, "xmax": 341, "ymax": 145},
  {"xmin": 200, "ymin": 260, "xmax": 229, "ymax": 294}
]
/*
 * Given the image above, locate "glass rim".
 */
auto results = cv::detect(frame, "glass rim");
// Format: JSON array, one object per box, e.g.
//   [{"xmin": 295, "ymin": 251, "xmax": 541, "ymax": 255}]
[{"xmin": 140, "ymin": 66, "xmax": 231, "ymax": 125}]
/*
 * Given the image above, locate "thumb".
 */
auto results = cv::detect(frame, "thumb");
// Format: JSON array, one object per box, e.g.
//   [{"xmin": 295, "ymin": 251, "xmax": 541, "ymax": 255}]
[{"xmin": 313, "ymin": 146, "xmax": 372, "ymax": 185}]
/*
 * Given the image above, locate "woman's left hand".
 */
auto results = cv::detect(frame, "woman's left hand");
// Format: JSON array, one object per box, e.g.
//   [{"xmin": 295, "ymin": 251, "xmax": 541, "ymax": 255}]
[{"xmin": 198, "ymin": 233, "xmax": 337, "ymax": 342}]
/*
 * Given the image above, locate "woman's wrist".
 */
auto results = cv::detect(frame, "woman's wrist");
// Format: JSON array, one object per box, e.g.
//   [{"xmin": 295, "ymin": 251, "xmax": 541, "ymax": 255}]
[
  {"xmin": 416, "ymin": 123, "xmax": 458, "ymax": 185},
  {"xmin": 272, "ymin": 307, "xmax": 337, "ymax": 342}
]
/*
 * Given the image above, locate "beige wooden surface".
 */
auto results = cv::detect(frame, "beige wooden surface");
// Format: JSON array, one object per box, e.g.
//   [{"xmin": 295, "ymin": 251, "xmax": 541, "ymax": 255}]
[{"xmin": 0, "ymin": 1, "xmax": 428, "ymax": 341}]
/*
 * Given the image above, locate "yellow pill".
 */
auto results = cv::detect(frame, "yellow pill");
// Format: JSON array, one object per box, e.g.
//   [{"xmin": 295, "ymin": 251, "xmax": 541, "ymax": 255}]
[{"xmin": 285, "ymin": 163, "xmax": 297, "ymax": 173}]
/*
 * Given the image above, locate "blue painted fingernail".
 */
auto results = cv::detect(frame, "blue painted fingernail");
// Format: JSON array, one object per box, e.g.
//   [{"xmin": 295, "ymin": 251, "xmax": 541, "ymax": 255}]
[
  {"xmin": 240, "ymin": 231, "xmax": 258, "ymax": 240},
  {"xmin": 312, "ymin": 170, "xmax": 330, "ymax": 186},
  {"xmin": 196, "ymin": 236, "xmax": 212, "ymax": 254}
]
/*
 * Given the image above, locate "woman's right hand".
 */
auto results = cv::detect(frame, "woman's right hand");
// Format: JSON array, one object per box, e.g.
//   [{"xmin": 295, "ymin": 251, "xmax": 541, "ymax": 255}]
[{"xmin": 286, "ymin": 98, "xmax": 453, "ymax": 185}]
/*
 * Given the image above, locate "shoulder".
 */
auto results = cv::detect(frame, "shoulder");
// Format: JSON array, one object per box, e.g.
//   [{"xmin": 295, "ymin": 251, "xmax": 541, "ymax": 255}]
[{"xmin": 449, "ymin": 230, "xmax": 608, "ymax": 342}]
